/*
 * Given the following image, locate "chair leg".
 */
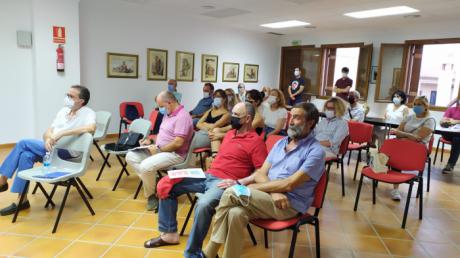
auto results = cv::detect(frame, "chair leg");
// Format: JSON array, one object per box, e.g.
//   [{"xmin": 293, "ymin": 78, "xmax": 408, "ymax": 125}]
[
  {"xmin": 372, "ymin": 180, "xmax": 376, "ymax": 205},
  {"xmin": 133, "ymin": 181, "xmax": 143, "ymax": 199},
  {"xmin": 354, "ymin": 174, "xmax": 364, "ymax": 211},
  {"xmin": 90, "ymin": 155, "xmax": 94, "ymax": 162},
  {"xmin": 246, "ymin": 224, "xmax": 257, "ymax": 246},
  {"xmin": 73, "ymin": 178, "xmax": 96, "ymax": 216},
  {"xmin": 12, "ymin": 181, "xmax": 29, "ymax": 223},
  {"xmin": 264, "ymin": 229, "xmax": 269, "ymax": 249},
  {"xmin": 112, "ymin": 155, "xmax": 129, "ymax": 191},
  {"xmin": 418, "ymin": 177, "xmax": 423, "ymax": 220},
  {"xmin": 52, "ymin": 182, "xmax": 72, "ymax": 233},
  {"xmin": 118, "ymin": 119, "xmax": 123, "ymax": 137},
  {"xmin": 340, "ymin": 159, "xmax": 345, "ymax": 197},
  {"xmin": 45, "ymin": 184, "xmax": 59, "ymax": 208},
  {"xmin": 180, "ymin": 196, "xmax": 197, "ymax": 236},
  {"xmin": 427, "ymin": 157, "xmax": 431, "ymax": 192},
  {"xmin": 314, "ymin": 218, "xmax": 321, "ymax": 258},
  {"xmin": 347, "ymin": 150, "xmax": 352, "ymax": 166},
  {"xmin": 36, "ymin": 182, "xmax": 56, "ymax": 208},
  {"xmin": 402, "ymin": 182, "xmax": 414, "ymax": 229},
  {"xmin": 288, "ymin": 226, "xmax": 299, "ymax": 258},
  {"xmin": 441, "ymin": 142, "xmax": 445, "ymax": 162},
  {"xmin": 31, "ymin": 183, "xmax": 39, "ymax": 195},
  {"xmin": 96, "ymin": 153, "xmax": 111, "ymax": 181},
  {"xmin": 94, "ymin": 140, "xmax": 111, "ymax": 168},
  {"xmin": 433, "ymin": 139, "xmax": 441, "ymax": 165},
  {"xmin": 353, "ymin": 149, "xmax": 362, "ymax": 181},
  {"xmin": 76, "ymin": 178, "xmax": 93, "ymax": 199}
]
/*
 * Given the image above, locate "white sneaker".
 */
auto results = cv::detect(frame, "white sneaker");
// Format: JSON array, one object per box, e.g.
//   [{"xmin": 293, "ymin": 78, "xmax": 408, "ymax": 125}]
[{"xmin": 391, "ymin": 189, "xmax": 401, "ymax": 201}]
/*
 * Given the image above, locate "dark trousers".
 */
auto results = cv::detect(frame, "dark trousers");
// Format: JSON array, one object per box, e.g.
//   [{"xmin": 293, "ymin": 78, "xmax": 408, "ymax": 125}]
[{"xmin": 444, "ymin": 134, "xmax": 460, "ymax": 166}]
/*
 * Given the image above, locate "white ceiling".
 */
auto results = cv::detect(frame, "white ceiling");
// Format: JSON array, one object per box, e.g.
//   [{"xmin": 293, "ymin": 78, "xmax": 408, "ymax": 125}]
[{"xmin": 114, "ymin": 0, "xmax": 460, "ymax": 35}]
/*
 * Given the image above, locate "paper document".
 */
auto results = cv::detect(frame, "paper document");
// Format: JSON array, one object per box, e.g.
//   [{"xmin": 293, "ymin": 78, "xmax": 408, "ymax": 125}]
[
  {"xmin": 168, "ymin": 168, "xmax": 206, "ymax": 179},
  {"xmin": 452, "ymin": 124, "xmax": 460, "ymax": 130},
  {"xmin": 130, "ymin": 145, "xmax": 154, "ymax": 151}
]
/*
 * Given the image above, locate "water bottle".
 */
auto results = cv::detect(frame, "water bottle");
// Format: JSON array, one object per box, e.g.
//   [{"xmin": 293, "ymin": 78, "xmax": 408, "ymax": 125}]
[{"xmin": 43, "ymin": 151, "xmax": 51, "ymax": 173}]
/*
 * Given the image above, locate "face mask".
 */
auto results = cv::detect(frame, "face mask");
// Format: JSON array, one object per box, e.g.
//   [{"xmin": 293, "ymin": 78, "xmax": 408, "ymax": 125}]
[
  {"xmin": 287, "ymin": 123, "xmax": 305, "ymax": 140},
  {"xmin": 342, "ymin": 73, "xmax": 348, "ymax": 78},
  {"xmin": 167, "ymin": 84, "xmax": 174, "ymax": 92},
  {"xmin": 203, "ymin": 92, "xmax": 210, "ymax": 98},
  {"xmin": 325, "ymin": 110, "xmax": 335, "ymax": 119},
  {"xmin": 413, "ymin": 105, "xmax": 424, "ymax": 115},
  {"xmin": 64, "ymin": 96, "xmax": 74, "ymax": 108},
  {"xmin": 393, "ymin": 97, "xmax": 401, "ymax": 106},
  {"xmin": 230, "ymin": 116, "xmax": 243, "ymax": 130},
  {"xmin": 213, "ymin": 97, "xmax": 222, "ymax": 108},
  {"xmin": 294, "ymin": 70, "xmax": 300, "ymax": 77},
  {"xmin": 159, "ymin": 107, "xmax": 167, "ymax": 115},
  {"xmin": 267, "ymin": 96, "xmax": 277, "ymax": 105},
  {"xmin": 232, "ymin": 184, "xmax": 251, "ymax": 206},
  {"xmin": 348, "ymin": 96, "xmax": 356, "ymax": 104}
]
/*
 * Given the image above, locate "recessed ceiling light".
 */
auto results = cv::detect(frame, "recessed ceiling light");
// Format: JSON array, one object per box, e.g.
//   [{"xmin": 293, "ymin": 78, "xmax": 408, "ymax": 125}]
[
  {"xmin": 260, "ymin": 20, "xmax": 311, "ymax": 29},
  {"xmin": 344, "ymin": 6, "xmax": 419, "ymax": 19},
  {"xmin": 201, "ymin": 5, "xmax": 216, "ymax": 10}
]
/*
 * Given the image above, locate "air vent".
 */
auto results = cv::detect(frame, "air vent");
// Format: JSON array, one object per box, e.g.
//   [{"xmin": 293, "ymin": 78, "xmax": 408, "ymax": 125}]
[
  {"xmin": 304, "ymin": 25, "xmax": 316, "ymax": 29},
  {"xmin": 267, "ymin": 32, "xmax": 285, "ymax": 36}
]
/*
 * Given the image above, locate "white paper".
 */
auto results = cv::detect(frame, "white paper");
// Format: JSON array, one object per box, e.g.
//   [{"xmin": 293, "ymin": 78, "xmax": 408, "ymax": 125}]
[
  {"xmin": 168, "ymin": 168, "xmax": 206, "ymax": 179},
  {"xmin": 452, "ymin": 124, "xmax": 460, "ymax": 130},
  {"xmin": 130, "ymin": 145, "xmax": 154, "ymax": 151}
]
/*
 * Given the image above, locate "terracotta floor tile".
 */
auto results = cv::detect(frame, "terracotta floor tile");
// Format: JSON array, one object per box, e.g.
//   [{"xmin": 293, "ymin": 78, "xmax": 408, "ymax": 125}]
[
  {"xmin": 419, "ymin": 242, "xmax": 460, "ymax": 257},
  {"xmin": 116, "ymin": 228, "xmax": 155, "ymax": 246},
  {"xmin": 347, "ymin": 236, "xmax": 389, "ymax": 254},
  {"xmin": 373, "ymin": 224, "xmax": 413, "ymax": 240},
  {"xmin": 14, "ymin": 237, "xmax": 71, "ymax": 258},
  {"xmin": 381, "ymin": 238, "xmax": 428, "ymax": 257},
  {"xmin": 57, "ymin": 242, "xmax": 110, "ymax": 258},
  {"xmin": 103, "ymin": 246, "xmax": 148, "ymax": 258},
  {"xmin": 99, "ymin": 211, "xmax": 141, "ymax": 226},
  {"xmin": 0, "ymin": 234, "xmax": 35, "ymax": 255},
  {"xmin": 79, "ymin": 225, "xmax": 127, "ymax": 244}
]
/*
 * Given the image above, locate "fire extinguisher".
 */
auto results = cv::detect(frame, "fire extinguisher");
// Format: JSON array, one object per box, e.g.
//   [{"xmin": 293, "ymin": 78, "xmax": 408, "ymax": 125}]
[{"xmin": 56, "ymin": 44, "xmax": 64, "ymax": 72}]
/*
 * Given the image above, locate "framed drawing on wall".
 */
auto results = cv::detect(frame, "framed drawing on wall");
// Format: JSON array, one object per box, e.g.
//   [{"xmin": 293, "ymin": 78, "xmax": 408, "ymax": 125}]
[
  {"xmin": 107, "ymin": 52, "xmax": 138, "ymax": 78},
  {"xmin": 222, "ymin": 62, "xmax": 239, "ymax": 82},
  {"xmin": 201, "ymin": 54, "xmax": 218, "ymax": 82},
  {"xmin": 147, "ymin": 48, "xmax": 167, "ymax": 81},
  {"xmin": 176, "ymin": 51, "xmax": 194, "ymax": 81},
  {"xmin": 370, "ymin": 66, "xmax": 378, "ymax": 84},
  {"xmin": 243, "ymin": 64, "xmax": 259, "ymax": 83}
]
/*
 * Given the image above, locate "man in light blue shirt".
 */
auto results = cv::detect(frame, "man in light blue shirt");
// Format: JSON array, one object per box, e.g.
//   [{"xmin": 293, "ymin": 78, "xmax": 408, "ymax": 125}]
[
  {"xmin": 190, "ymin": 83, "xmax": 214, "ymax": 126},
  {"xmin": 344, "ymin": 90, "xmax": 365, "ymax": 122},
  {"xmin": 203, "ymin": 102, "xmax": 325, "ymax": 258}
]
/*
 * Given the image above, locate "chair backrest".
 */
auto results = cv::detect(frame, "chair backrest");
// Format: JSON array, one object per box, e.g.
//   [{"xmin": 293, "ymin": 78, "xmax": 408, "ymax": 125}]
[
  {"xmin": 94, "ymin": 111, "xmax": 112, "ymax": 140},
  {"xmin": 265, "ymin": 135, "xmax": 284, "ymax": 152},
  {"xmin": 338, "ymin": 135, "xmax": 350, "ymax": 155},
  {"xmin": 168, "ymin": 132, "xmax": 197, "ymax": 170},
  {"xmin": 284, "ymin": 111, "xmax": 292, "ymax": 131},
  {"xmin": 51, "ymin": 133, "xmax": 93, "ymax": 177},
  {"xmin": 148, "ymin": 109, "xmax": 160, "ymax": 132},
  {"xmin": 128, "ymin": 119, "xmax": 152, "ymax": 139},
  {"xmin": 120, "ymin": 102, "xmax": 144, "ymax": 120},
  {"xmin": 380, "ymin": 138, "xmax": 427, "ymax": 172},
  {"xmin": 311, "ymin": 169, "xmax": 328, "ymax": 209},
  {"xmin": 348, "ymin": 121, "xmax": 374, "ymax": 144}
]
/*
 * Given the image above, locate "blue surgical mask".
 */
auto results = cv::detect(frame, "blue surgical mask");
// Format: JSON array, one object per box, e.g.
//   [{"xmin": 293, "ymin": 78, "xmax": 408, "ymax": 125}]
[
  {"xmin": 159, "ymin": 107, "xmax": 167, "ymax": 115},
  {"xmin": 213, "ymin": 97, "xmax": 222, "ymax": 108},
  {"xmin": 232, "ymin": 184, "xmax": 251, "ymax": 206},
  {"xmin": 167, "ymin": 84, "xmax": 174, "ymax": 92},
  {"xmin": 413, "ymin": 105, "xmax": 424, "ymax": 115}
]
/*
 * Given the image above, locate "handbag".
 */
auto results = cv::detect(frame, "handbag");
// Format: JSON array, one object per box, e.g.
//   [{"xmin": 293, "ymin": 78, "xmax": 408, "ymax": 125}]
[
  {"xmin": 369, "ymin": 149, "xmax": 389, "ymax": 174},
  {"xmin": 105, "ymin": 132, "xmax": 144, "ymax": 152}
]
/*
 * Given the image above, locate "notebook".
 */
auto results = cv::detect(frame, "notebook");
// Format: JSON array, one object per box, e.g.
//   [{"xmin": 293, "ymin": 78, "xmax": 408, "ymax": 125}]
[{"xmin": 33, "ymin": 172, "xmax": 70, "ymax": 179}]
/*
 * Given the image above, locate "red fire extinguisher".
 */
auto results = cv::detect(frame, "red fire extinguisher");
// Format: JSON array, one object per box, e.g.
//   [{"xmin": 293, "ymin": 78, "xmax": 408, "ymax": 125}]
[{"xmin": 56, "ymin": 44, "xmax": 64, "ymax": 72}]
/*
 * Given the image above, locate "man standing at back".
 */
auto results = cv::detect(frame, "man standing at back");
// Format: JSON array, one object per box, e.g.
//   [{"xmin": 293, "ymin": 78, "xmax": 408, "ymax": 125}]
[{"xmin": 334, "ymin": 67, "xmax": 353, "ymax": 100}]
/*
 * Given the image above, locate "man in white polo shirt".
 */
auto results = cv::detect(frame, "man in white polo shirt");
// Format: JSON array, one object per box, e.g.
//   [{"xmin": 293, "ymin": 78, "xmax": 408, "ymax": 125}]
[{"xmin": 0, "ymin": 85, "xmax": 96, "ymax": 216}]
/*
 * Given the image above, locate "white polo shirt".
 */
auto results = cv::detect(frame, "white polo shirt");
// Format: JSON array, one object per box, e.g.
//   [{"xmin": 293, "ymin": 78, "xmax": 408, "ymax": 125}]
[{"xmin": 51, "ymin": 106, "xmax": 96, "ymax": 134}]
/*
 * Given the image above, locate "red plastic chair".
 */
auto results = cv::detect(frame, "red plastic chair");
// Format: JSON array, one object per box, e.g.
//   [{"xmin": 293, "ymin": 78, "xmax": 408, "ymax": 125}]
[
  {"xmin": 426, "ymin": 135, "xmax": 434, "ymax": 192},
  {"xmin": 119, "ymin": 102, "xmax": 144, "ymax": 136},
  {"xmin": 325, "ymin": 135, "xmax": 350, "ymax": 196},
  {"xmin": 347, "ymin": 121, "xmax": 374, "ymax": 181},
  {"xmin": 354, "ymin": 139, "xmax": 427, "ymax": 228},
  {"xmin": 265, "ymin": 135, "xmax": 284, "ymax": 152},
  {"xmin": 247, "ymin": 169, "xmax": 329, "ymax": 258},
  {"xmin": 433, "ymin": 137, "xmax": 452, "ymax": 165}
]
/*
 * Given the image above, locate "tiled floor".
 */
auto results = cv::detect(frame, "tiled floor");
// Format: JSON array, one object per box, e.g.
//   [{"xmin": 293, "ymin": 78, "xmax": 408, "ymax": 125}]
[{"xmin": 2, "ymin": 141, "xmax": 460, "ymax": 257}]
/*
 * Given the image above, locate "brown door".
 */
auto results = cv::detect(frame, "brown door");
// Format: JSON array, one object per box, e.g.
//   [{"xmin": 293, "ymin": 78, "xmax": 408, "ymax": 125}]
[
  {"xmin": 279, "ymin": 46, "xmax": 302, "ymax": 103},
  {"xmin": 356, "ymin": 44, "xmax": 373, "ymax": 100}
]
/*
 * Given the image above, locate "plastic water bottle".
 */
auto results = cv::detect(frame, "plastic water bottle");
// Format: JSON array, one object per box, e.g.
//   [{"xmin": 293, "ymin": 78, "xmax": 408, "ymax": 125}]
[{"xmin": 43, "ymin": 151, "xmax": 51, "ymax": 173}]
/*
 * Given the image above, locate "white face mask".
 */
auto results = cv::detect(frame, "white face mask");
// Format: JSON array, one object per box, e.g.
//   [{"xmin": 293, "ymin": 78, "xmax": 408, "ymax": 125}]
[
  {"xmin": 64, "ymin": 96, "xmax": 75, "ymax": 108},
  {"xmin": 267, "ymin": 96, "xmax": 277, "ymax": 105},
  {"xmin": 294, "ymin": 70, "xmax": 300, "ymax": 76},
  {"xmin": 342, "ymin": 73, "xmax": 348, "ymax": 78},
  {"xmin": 325, "ymin": 110, "xmax": 335, "ymax": 119},
  {"xmin": 203, "ymin": 92, "xmax": 210, "ymax": 98},
  {"xmin": 393, "ymin": 97, "xmax": 401, "ymax": 106}
]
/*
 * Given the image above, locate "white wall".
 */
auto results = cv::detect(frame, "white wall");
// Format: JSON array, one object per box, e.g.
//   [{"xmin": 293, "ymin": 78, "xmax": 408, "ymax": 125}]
[{"xmin": 79, "ymin": 0, "xmax": 280, "ymax": 134}]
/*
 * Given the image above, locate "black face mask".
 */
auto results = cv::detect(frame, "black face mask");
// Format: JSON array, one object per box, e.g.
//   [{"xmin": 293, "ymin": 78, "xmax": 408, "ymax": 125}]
[
  {"xmin": 348, "ymin": 96, "xmax": 356, "ymax": 104},
  {"xmin": 230, "ymin": 116, "xmax": 243, "ymax": 130}
]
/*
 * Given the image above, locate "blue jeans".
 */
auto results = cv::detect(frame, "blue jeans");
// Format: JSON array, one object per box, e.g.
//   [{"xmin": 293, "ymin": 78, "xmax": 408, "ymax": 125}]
[
  {"xmin": 0, "ymin": 139, "xmax": 46, "ymax": 193},
  {"xmin": 158, "ymin": 173, "xmax": 224, "ymax": 258}
]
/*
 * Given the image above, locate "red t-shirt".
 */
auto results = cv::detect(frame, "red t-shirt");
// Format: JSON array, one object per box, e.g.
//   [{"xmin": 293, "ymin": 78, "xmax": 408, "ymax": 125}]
[
  {"xmin": 335, "ymin": 77, "xmax": 353, "ymax": 100},
  {"xmin": 208, "ymin": 129, "xmax": 267, "ymax": 180}
]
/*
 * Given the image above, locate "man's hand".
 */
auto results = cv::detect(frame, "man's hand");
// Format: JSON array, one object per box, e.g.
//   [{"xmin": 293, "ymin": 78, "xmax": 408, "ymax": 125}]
[
  {"xmin": 271, "ymin": 193, "xmax": 290, "ymax": 210},
  {"xmin": 148, "ymin": 145, "xmax": 158, "ymax": 155},
  {"xmin": 45, "ymin": 138, "xmax": 54, "ymax": 152},
  {"xmin": 51, "ymin": 131, "xmax": 63, "ymax": 143},
  {"xmin": 217, "ymin": 179, "xmax": 238, "ymax": 189},
  {"xmin": 139, "ymin": 139, "xmax": 151, "ymax": 146}
]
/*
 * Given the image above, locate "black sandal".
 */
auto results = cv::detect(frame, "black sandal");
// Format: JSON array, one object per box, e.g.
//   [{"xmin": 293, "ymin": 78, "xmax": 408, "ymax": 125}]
[{"xmin": 144, "ymin": 237, "xmax": 179, "ymax": 248}]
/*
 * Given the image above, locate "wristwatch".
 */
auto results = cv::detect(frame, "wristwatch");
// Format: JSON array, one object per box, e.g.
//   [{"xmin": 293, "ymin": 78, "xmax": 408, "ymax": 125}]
[{"xmin": 236, "ymin": 180, "xmax": 241, "ymax": 185}]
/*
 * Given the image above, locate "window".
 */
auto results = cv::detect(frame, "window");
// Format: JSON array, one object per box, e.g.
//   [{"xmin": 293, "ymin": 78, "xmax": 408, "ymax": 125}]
[{"xmin": 375, "ymin": 44, "xmax": 406, "ymax": 102}]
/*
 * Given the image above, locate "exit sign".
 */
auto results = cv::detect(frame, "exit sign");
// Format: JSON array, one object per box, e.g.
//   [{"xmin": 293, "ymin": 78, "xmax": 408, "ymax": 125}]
[{"xmin": 292, "ymin": 40, "xmax": 301, "ymax": 46}]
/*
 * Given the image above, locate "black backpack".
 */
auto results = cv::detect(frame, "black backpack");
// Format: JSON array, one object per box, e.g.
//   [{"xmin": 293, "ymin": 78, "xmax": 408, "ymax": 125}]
[
  {"xmin": 105, "ymin": 132, "xmax": 144, "ymax": 152},
  {"xmin": 125, "ymin": 104, "xmax": 140, "ymax": 121}
]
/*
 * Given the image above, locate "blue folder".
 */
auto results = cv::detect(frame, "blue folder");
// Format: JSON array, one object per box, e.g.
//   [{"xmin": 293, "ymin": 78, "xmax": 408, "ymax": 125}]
[{"xmin": 33, "ymin": 172, "xmax": 70, "ymax": 179}]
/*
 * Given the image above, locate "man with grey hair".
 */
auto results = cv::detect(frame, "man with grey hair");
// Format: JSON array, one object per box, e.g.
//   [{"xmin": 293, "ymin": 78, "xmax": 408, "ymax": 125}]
[
  {"xmin": 143, "ymin": 102, "xmax": 267, "ymax": 258},
  {"xmin": 126, "ymin": 91, "xmax": 193, "ymax": 211},
  {"xmin": 344, "ymin": 90, "xmax": 365, "ymax": 122}
]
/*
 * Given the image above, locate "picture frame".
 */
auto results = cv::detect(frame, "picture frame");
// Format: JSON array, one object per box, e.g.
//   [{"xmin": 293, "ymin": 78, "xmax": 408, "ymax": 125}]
[
  {"xmin": 175, "ymin": 51, "xmax": 195, "ymax": 81},
  {"xmin": 147, "ymin": 48, "xmax": 168, "ymax": 81},
  {"xmin": 222, "ymin": 62, "xmax": 239, "ymax": 82},
  {"xmin": 107, "ymin": 52, "xmax": 139, "ymax": 78},
  {"xmin": 243, "ymin": 64, "xmax": 259, "ymax": 83},
  {"xmin": 201, "ymin": 54, "xmax": 218, "ymax": 82},
  {"xmin": 370, "ymin": 66, "xmax": 378, "ymax": 84}
]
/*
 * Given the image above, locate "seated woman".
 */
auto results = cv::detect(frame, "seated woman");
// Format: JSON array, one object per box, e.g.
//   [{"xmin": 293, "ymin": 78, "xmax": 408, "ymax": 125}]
[
  {"xmin": 314, "ymin": 97, "xmax": 349, "ymax": 159},
  {"xmin": 195, "ymin": 89, "xmax": 230, "ymax": 149},
  {"xmin": 224, "ymin": 88, "xmax": 240, "ymax": 112},
  {"xmin": 262, "ymin": 89, "xmax": 288, "ymax": 137},
  {"xmin": 440, "ymin": 98, "xmax": 460, "ymax": 174},
  {"xmin": 390, "ymin": 96, "xmax": 435, "ymax": 200}
]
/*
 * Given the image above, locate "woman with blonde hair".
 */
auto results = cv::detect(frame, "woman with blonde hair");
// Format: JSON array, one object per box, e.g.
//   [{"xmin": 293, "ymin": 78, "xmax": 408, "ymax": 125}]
[
  {"xmin": 225, "ymin": 88, "xmax": 240, "ymax": 112},
  {"xmin": 389, "ymin": 96, "xmax": 435, "ymax": 200},
  {"xmin": 314, "ymin": 97, "xmax": 349, "ymax": 158},
  {"xmin": 262, "ymin": 89, "xmax": 288, "ymax": 136}
]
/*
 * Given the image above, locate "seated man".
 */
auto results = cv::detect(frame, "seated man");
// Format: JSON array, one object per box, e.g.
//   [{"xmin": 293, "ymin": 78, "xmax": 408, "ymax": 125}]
[
  {"xmin": 315, "ymin": 97, "xmax": 349, "ymax": 158},
  {"xmin": 344, "ymin": 90, "xmax": 365, "ymax": 122},
  {"xmin": 143, "ymin": 102, "xmax": 267, "ymax": 258},
  {"xmin": 203, "ymin": 102, "xmax": 325, "ymax": 258},
  {"xmin": 167, "ymin": 79, "xmax": 182, "ymax": 103},
  {"xmin": 126, "ymin": 91, "xmax": 193, "ymax": 211},
  {"xmin": 0, "ymin": 85, "xmax": 96, "ymax": 215},
  {"xmin": 190, "ymin": 83, "xmax": 214, "ymax": 126}
]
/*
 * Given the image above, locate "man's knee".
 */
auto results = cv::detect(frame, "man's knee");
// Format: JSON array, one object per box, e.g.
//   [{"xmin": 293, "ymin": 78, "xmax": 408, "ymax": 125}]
[
  {"xmin": 125, "ymin": 151, "xmax": 139, "ymax": 165},
  {"xmin": 195, "ymin": 196, "xmax": 217, "ymax": 215},
  {"xmin": 228, "ymin": 207, "xmax": 246, "ymax": 220}
]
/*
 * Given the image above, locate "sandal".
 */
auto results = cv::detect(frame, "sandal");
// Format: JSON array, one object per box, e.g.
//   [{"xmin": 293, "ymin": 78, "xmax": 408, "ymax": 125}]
[{"xmin": 144, "ymin": 237, "xmax": 179, "ymax": 248}]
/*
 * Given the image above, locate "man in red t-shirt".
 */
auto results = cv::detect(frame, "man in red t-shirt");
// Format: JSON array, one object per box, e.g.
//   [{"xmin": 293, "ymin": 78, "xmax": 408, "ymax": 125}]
[
  {"xmin": 334, "ymin": 67, "xmax": 353, "ymax": 100},
  {"xmin": 143, "ymin": 102, "xmax": 267, "ymax": 258}
]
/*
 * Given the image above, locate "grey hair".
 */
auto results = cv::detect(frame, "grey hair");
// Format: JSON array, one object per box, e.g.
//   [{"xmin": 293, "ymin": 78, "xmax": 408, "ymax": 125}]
[
  {"xmin": 158, "ymin": 90, "xmax": 177, "ymax": 102},
  {"xmin": 293, "ymin": 102, "xmax": 320, "ymax": 130},
  {"xmin": 350, "ymin": 90, "xmax": 361, "ymax": 99},
  {"xmin": 244, "ymin": 102, "xmax": 255, "ymax": 119}
]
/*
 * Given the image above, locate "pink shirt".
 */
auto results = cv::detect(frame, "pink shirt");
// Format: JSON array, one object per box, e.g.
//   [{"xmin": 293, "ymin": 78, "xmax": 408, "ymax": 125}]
[
  {"xmin": 444, "ymin": 107, "xmax": 460, "ymax": 120},
  {"xmin": 156, "ymin": 105, "xmax": 193, "ymax": 158}
]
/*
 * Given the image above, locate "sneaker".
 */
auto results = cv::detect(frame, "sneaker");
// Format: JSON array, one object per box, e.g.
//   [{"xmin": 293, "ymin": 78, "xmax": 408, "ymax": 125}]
[
  {"xmin": 147, "ymin": 194, "xmax": 159, "ymax": 212},
  {"xmin": 443, "ymin": 164, "xmax": 454, "ymax": 174},
  {"xmin": 391, "ymin": 189, "xmax": 401, "ymax": 201}
]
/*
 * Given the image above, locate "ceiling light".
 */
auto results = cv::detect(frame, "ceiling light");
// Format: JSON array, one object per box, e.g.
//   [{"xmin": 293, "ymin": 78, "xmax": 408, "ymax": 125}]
[
  {"xmin": 344, "ymin": 6, "xmax": 419, "ymax": 19},
  {"xmin": 260, "ymin": 20, "xmax": 310, "ymax": 29}
]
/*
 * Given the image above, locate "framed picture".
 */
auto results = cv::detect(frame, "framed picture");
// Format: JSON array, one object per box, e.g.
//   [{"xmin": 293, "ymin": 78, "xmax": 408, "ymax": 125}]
[
  {"xmin": 176, "ymin": 51, "xmax": 194, "ymax": 81},
  {"xmin": 222, "ymin": 62, "xmax": 239, "ymax": 82},
  {"xmin": 107, "ymin": 52, "xmax": 138, "ymax": 78},
  {"xmin": 243, "ymin": 64, "xmax": 259, "ymax": 83},
  {"xmin": 370, "ymin": 66, "xmax": 378, "ymax": 84},
  {"xmin": 147, "ymin": 48, "xmax": 167, "ymax": 81},
  {"xmin": 201, "ymin": 54, "xmax": 218, "ymax": 82}
]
